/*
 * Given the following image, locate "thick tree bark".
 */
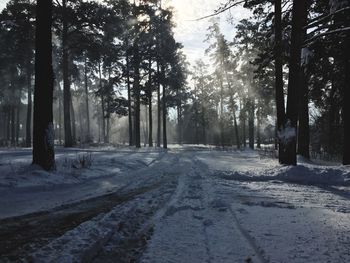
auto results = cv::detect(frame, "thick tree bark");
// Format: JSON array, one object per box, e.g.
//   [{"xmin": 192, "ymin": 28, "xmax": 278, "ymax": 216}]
[
  {"xmin": 84, "ymin": 57, "xmax": 91, "ymax": 142},
  {"xmin": 274, "ymin": 0, "xmax": 287, "ymax": 163},
  {"xmin": 32, "ymin": 0, "xmax": 55, "ymax": 170},
  {"xmin": 297, "ymin": 65, "xmax": 310, "ymax": 159},
  {"xmin": 297, "ymin": 5, "xmax": 310, "ymax": 160},
  {"xmin": 25, "ymin": 64, "xmax": 32, "ymax": 147},
  {"xmin": 284, "ymin": 0, "xmax": 308, "ymax": 165},
  {"xmin": 62, "ymin": 0, "xmax": 73, "ymax": 147}
]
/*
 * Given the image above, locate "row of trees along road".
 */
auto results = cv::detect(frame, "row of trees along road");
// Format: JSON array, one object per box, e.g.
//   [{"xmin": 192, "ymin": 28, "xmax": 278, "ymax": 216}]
[
  {"xmin": 187, "ymin": 0, "xmax": 349, "ymax": 165},
  {"xmin": 0, "ymin": 0, "xmax": 349, "ymax": 169}
]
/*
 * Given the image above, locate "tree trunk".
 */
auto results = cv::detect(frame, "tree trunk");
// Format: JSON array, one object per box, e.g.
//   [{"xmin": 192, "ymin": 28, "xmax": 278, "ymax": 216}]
[
  {"xmin": 241, "ymin": 99, "xmax": 246, "ymax": 148},
  {"xmin": 62, "ymin": 0, "xmax": 73, "ymax": 147},
  {"xmin": 157, "ymin": 61, "xmax": 161, "ymax": 147},
  {"xmin": 25, "ymin": 64, "xmax": 32, "ymax": 147},
  {"xmin": 70, "ymin": 94, "xmax": 76, "ymax": 144},
  {"xmin": 148, "ymin": 57, "xmax": 153, "ymax": 147},
  {"xmin": 233, "ymin": 107, "xmax": 240, "ymax": 149},
  {"xmin": 11, "ymin": 105, "xmax": 15, "ymax": 146},
  {"xmin": 248, "ymin": 97, "xmax": 255, "ymax": 149},
  {"xmin": 343, "ymin": 33, "xmax": 350, "ymax": 164},
  {"xmin": 202, "ymin": 107, "xmax": 206, "ymax": 145},
  {"xmin": 162, "ymin": 81, "xmax": 167, "ymax": 149},
  {"xmin": 257, "ymin": 104, "xmax": 261, "ymax": 149},
  {"xmin": 6, "ymin": 110, "xmax": 10, "ymax": 143},
  {"xmin": 177, "ymin": 103, "xmax": 183, "ymax": 145},
  {"xmin": 16, "ymin": 100, "xmax": 20, "ymax": 145},
  {"xmin": 84, "ymin": 57, "xmax": 91, "ymax": 142},
  {"xmin": 133, "ymin": 42, "xmax": 141, "ymax": 148},
  {"xmin": 57, "ymin": 80, "xmax": 63, "ymax": 145},
  {"xmin": 297, "ymin": 7, "xmax": 310, "ymax": 159},
  {"xmin": 98, "ymin": 61, "xmax": 106, "ymax": 144},
  {"xmin": 274, "ymin": 0, "xmax": 287, "ymax": 163},
  {"xmin": 32, "ymin": 0, "xmax": 55, "ymax": 170},
  {"xmin": 297, "ymin": 63, "xmax": 310, "ymax": 158},
  {"xmin": 284, "ymin": 0, "xmax": 308, "ymax": 165},
  {"xmin": 126, "ymin": 47, "xmax": 133, "ymax": 146},
  {"xmin": 219, "ymin": 77, "xmax": 224, "ymax": 147}
]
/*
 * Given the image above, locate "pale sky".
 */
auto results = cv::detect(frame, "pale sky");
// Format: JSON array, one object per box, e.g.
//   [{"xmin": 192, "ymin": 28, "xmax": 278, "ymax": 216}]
[{"xmin": 0, "ymin": 0, "xmax": 251, "ymax": 66}]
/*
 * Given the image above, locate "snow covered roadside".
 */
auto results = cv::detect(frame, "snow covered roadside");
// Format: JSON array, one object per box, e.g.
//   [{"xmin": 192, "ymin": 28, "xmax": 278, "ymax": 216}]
[
  {"xmin": 0, "ymin": 147, "xmax": 166, "ymax": 219},
  {"xmin": 196, "ymin": 150, "xmax": 350, "ymax": 186}
]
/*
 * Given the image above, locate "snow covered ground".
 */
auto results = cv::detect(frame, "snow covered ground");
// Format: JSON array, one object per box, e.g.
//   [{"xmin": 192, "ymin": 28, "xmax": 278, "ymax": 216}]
[{"xmin": 0, "ymin": 146, "xmax": 350, "ymax": 262}]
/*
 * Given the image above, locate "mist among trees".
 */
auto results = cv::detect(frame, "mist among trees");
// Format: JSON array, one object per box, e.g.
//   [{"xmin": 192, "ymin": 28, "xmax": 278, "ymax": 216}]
[{"xmin": 0, "ymin": 0, "xmax": 349, "ymax": 167}]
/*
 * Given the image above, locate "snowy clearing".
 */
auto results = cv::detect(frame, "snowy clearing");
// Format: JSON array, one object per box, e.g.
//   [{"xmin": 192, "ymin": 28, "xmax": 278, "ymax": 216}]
[{"xmin": 1, "ymin": 146, "xmax": 350, "ymax": 262}]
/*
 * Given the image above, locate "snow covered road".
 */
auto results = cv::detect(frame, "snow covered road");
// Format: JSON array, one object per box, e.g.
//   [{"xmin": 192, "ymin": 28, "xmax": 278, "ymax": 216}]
[{"xmin": 1, "ymin": 147, "xmax": 350, "ymax": 262}]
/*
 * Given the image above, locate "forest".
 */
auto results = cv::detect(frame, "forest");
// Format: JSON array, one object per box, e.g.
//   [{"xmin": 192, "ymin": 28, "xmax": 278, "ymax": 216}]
[
  {"xmin": 0, "ymin": 0, "xmax": 349, "ymax": 170},
  {"xmin": 0, "ymin": 0, "xmax": 350, "ymax": 262}
]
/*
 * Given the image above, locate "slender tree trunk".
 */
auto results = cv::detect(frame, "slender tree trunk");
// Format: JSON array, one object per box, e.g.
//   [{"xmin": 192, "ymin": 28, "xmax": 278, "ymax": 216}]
[
  {"xmin": 84, "ymin": 57, "xmax": 91, "ymax": 142},
  {"xmin": 284, "ymin": 0, "xmax": 308, "ymax": 165},
  {"xmin": 231, "ymin": 99, "xmax": 240, "ymax": 149},
  {"xmin": 57, "ymin": 80, "xmax": 62, "ymax": 145},
  {"xmin": 274, "ymin": 0, "xmax": 287, "ymax": 163},
  {"xmin": 133, "ymin": 42, "xmax": 141, "ymax": 148},
  {"xmin": 343, "ymin": 33, "xmax": 350, "ymax": 164},
  {"xmin": 106, "ymin": 114, "xmax": 110, "ymax": 143},
  {"xmin": 11, "ymin": 105, "xmax": 15, "ymax": 146},
  {"xmin": 162, "ymin": 84, "xmax": 167, "ymax": 149},
  {"xmin": 157, "ymin": 62, "xmax": 161, "ymax": 147},
  {"xmin": 62, "ymin": 0, "xmax": 73, "ymax": 147},
  {"xmin": 177, "ymin": 103, "xmax": 183, "ymax": 145},
  {"xmin": 26, "ymin": 64, "xmax": 32, "ymax": 147},
  {"xmin": 126, "ymin": 47, "xmax": 133, "ymax": 146},
  {"xmin": 219, "ymin": 77, "xmax": 224, "ymax": 147},
  {"xmin": 98, "ymin": 61, "xmax": 106, "ymax": 143},
  {"xmin": 32, "ymin": 0, "xmax": 55, "ymax": 170},
  {"xmin": 202, "ymin": 107, "xmax": 206, "ymax": 145},
  {"xmin": 6, "ymin": 110, "xmax": 10, "ymax": 143},
  {"xmin": 16, "ymin": 100, "xmax": 20, "ymax": 145},
  {"xmin": 257, "ymin": 104, "xmax": 261, "ymax": 149},
  {"xmin": 241, "ymin": 99, "xmax": 247, "ymax": 148},
  {"xmin": 148, "ymin": 58, "xmax": 153, "ymax": 147},
  {"xmin": 70, "ymin": 94, "xmax": 76, "ymax": 144},
  {"xmin": 248, "ymin": 97, "xmax": 255, "ymax": 149}
]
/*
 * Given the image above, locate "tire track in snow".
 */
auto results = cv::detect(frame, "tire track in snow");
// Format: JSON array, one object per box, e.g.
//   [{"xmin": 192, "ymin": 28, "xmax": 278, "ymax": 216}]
[{"xmin": 193, "ymin": 155, "xmax": 268, "ymax": 263}]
